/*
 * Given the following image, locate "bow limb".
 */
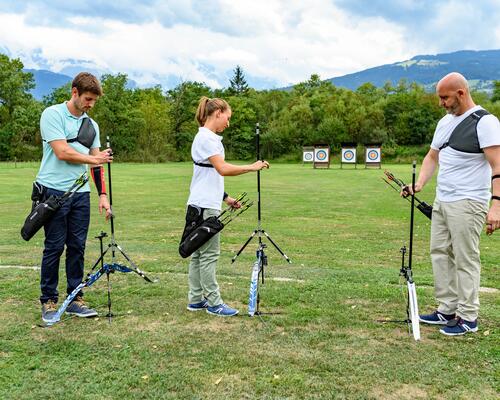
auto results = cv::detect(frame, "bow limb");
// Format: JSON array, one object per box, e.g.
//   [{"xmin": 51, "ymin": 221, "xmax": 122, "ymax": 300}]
[{"xmin": 45, "ymin": 268, "xmax": 105, "ymax": 326}]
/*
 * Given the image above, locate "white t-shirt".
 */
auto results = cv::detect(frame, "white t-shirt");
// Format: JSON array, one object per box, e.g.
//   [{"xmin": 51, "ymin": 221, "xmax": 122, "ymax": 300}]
[
  {"xmin": 187, "ymin": 127, "xmax": 225, "ymax": 210},
  {"xmin": 431, "ymin": 105, "xmax": 500, "ymax": 203}
]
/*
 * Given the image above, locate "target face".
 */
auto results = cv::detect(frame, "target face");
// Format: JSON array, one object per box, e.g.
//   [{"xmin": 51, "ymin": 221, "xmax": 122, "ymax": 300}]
[
  {"xmin": 342, "ymin": 148, "xmax": 356, "ymax": 163},
  {"xmin": 303, "ymin": 151, "xmax": 314, "ymax": 162},
  {"xmin": 316, "ymin": 150, "xmax": 327, "ymax": 160},
  {"xmin": 366, "ymin": 148, "xmax": 381, "ymax": 162},
  {"xmin": 314, "ymin": 148, "xmax": 329, "ymax": 162}
]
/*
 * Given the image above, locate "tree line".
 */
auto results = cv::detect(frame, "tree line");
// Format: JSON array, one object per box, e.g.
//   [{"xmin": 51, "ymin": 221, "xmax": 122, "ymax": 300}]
[{"xmin": 1, "ymin": 54, "xmax": 500, "ymax": 162}]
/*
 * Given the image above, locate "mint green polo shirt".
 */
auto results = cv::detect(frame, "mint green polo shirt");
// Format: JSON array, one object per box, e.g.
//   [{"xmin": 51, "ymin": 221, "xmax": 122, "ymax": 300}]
[{"xmin": 36, "ymin": 102, "xmax": 100, "ymax": 192}]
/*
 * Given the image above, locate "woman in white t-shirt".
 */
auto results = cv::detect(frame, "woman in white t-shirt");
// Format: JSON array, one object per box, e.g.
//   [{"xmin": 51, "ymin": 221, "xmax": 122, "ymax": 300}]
[{"xmin": 185, "ymin": 96, "xmax": 269, "ymax": 317}]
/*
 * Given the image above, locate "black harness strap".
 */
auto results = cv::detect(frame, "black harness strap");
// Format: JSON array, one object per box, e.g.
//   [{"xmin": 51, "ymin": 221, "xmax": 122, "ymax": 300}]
[
  {"xmin": 193, "ymin": 161, "xmax": 214, "ymax": 168},
  {"xmin": 439, "ymin": 109, "xmax": 490, "ymax": 153}
]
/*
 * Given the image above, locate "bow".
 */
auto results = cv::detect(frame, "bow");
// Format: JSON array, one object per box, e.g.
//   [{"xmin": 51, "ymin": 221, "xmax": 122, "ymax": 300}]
[{"xmin": 44, "ymin": 262, "xmax": 147, "ymax": 326}]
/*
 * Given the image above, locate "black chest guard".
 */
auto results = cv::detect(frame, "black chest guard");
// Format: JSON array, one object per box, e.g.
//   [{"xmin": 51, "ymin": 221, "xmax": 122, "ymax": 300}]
[
  {"xmin": 439, "ymin": 109, "xmax": 490, "ymax": 153},
  {"xmin": 67, "ymin": 117, "xmax": 97, "ymax": 149}
]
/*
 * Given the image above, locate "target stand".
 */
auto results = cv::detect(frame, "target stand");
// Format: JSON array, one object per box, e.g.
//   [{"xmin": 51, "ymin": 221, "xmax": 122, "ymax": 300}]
[
  {"xmin": 302, "ymin": 146, "xmax": 314, "ymax": 165},
  {"xmin": 341, "ymin": 142, "xmax": 357, "ymax": 169},
  {"xmin": 364, "ymin": 143, "xmax": 382, "ymax": 169},
  {"xmin": 313, "ymin": 145, "xmax": 330, "ymax": 169}
]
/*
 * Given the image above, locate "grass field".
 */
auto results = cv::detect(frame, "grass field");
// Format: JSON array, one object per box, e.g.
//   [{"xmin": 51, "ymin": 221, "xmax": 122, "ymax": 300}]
[{"xmin": 0, "ymin": 162, "xmax": 498, "ymax": 400}]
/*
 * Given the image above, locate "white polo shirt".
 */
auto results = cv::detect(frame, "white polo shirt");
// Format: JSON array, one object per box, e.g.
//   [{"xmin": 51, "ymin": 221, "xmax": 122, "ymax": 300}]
[
  {"xmin": 431, "ymin": 105, "xmax": 500, "ymax": 203},
  {"xmin": 187, "ymin": 127, "xmax": 225, "ymax": 210}
]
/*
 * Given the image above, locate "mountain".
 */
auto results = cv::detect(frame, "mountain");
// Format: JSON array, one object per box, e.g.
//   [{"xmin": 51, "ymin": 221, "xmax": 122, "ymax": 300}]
[
  {"xmin": 25, "ymin": 69, "xmax": 72, "ymax": 100},
  {"xmin": 24, "ymin": 49, "xmax": 500, "ymax": 98},
  {"xmin": 25, "ymin": 69, "xmax": 138, "ymax": 100},
  {"xmin": 328, "ymin": 49, "xmax": 500, "ymax": 92}
]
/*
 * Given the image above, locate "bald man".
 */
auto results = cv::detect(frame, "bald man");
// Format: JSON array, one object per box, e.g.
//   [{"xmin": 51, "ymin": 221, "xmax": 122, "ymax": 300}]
[{"xmin": 407, "ymin": 72, "xmax": 500, "ymax": 336}]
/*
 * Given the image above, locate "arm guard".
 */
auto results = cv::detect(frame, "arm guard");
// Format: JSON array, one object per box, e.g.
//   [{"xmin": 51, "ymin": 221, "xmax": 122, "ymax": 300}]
[
  {"xmin": 90, "ymin": 166, "xmax": 107, "ymax": 195},
  {"xmin": 493, "ymin": 176, "xmax": 500, "ymax": 200}
]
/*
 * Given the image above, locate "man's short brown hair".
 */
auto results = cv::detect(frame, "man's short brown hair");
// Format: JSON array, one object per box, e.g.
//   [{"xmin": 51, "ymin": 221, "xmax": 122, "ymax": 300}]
[{"xmin": 72, "ymin": 72, "xmax": 103, "ymax": 96}]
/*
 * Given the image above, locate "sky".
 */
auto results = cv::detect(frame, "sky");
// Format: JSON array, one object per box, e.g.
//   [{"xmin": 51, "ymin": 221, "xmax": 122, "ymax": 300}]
[{"xmin": 0, "ymin": 0, "xmax": 499, "ymax": 90}]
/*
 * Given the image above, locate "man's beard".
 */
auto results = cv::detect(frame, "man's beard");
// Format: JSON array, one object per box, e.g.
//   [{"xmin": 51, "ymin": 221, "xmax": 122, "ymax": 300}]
[
  {"xmin": 75, "ymin": 100, "xmax": 90, "ymax": 114},
  {"xmin": 446, "ymin": 99, "xmax": 461, "ymax": 115}
]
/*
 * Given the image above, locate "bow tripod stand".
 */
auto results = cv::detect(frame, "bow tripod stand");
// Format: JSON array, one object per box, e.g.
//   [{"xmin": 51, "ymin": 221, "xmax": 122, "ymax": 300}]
[
  {"xmin": 380, "ymin": 161, "xmax": 421, "ymax": 341},
  {"xmin": 232, "ymin": 123, "xmax": 291, "ymax": 316},
  {"xmin": 45, "ymin": 136, "xmax": 154, "ymax": 326}
]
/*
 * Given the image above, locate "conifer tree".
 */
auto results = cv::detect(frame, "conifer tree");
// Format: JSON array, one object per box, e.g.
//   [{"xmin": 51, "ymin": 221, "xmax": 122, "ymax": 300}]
[{"xmin": 229, "ymin": 65, "xmax": 249, "ymax": 95}]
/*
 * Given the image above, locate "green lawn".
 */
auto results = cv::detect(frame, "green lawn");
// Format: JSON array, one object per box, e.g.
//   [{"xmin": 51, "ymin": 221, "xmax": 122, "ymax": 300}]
[{"xmin": 0, "ymin": 162, "xmax": 498, "ymax": 400}]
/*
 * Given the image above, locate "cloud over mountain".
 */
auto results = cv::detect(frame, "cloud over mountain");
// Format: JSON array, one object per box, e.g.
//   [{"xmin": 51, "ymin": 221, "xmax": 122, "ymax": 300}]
[{"xmin": 1, "ymin": 0, "xmax": 500, "ymax": 90}]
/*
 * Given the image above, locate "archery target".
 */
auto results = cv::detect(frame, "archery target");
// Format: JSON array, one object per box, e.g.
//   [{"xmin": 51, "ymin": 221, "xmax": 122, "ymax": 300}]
[
  {"xmin": 303, "ymin": 150, "xmax": 314, "ymax": 162},
  {"xmin": 314, "ymin": 148, "xmax": 329, "ymax": 162},
  {"xmin": 366, "ymin": 148, "xmax": 381, "ymax": 163},
  {"xmin": 341, "ymin": 148, "xmax": 356, "ymax": 163}
]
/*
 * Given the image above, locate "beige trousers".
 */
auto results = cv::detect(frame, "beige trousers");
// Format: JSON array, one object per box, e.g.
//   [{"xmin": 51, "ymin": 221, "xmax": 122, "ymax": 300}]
[{"xmin": 430, "ymin": 199, "xmax": 487, "ymax": 321}]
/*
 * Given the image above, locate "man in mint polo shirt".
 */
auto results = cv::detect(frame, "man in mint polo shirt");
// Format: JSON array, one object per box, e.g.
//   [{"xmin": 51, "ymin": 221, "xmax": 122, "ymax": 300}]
[{"xmin": 36, "ymin": 72, "xmax": 113, "ymax": 323}]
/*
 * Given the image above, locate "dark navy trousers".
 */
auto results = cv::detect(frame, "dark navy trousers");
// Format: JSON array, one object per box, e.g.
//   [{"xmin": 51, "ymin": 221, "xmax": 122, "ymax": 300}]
[{"xmin": 40, "ymin": 188, "xmax": 90, "ymax": 304}]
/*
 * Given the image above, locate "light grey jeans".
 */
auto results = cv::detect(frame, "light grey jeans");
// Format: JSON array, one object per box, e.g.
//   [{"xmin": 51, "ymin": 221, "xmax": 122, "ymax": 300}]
[
  {"xmin": 188, "ymin": 208, "xmax": 223, "ymax": 307},
  {"xmin": 430, "ymin": 199, "xmax": 488, "ymax": 321}
]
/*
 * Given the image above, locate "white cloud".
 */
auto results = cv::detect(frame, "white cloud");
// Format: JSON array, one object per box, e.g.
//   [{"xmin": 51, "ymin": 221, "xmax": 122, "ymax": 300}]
[
  {"xmin": 427, "ymin": 0, "xmax": 500, "ymax": 51},
  {"xmin": 0, "ymin": 1, "xmax": 496, "ymax": 89}
]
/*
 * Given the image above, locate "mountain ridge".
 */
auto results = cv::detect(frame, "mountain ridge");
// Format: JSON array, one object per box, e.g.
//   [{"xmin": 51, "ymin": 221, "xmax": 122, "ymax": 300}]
[
  {"xmin": 329, "ymin": 49, "xmax": 500, "ymax": 91},
  {"xmin": 24, "ymin": 49, "xmax": 500, "ymax": 99},
  {"xmin": 25, "ymin": 69, "xmax": 72, "ymax": 100}
]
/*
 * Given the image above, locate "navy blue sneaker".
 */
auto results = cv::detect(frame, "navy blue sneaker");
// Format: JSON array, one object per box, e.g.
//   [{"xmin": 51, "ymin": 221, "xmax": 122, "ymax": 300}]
[
  {"xmin": 187, "ymin": 298, "xmax": 209, "ymax": 311},
  {"xmin": 41, "ymin": 299, "xmax": 58, "ymax": 323},
  {"xmin": 440, "ymin": 318, "xmax": 478, "ymax": 336},
  {"xmin": 206, "ymin": 303, "xmax": 239, "ymax": 317},
  {"xmin": 66, "ymin": 296, "xmax": 98, "ymax": 318},
  {"xmin": 419, "ymin": 310, "xmax": 455, "ymax": 325}
]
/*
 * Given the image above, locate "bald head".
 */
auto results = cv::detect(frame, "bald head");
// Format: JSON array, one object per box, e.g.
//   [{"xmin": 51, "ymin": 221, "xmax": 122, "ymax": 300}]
[
  {"xmin": 436, "ymin": 72, "xmax": 475, "ymax": 115},
  {"xmin": 437, "ymin": 72, "xmax": 469, "ymax": 93}
]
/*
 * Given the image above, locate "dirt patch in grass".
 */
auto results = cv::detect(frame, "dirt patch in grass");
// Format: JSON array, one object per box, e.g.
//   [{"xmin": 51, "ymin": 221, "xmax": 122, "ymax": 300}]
[{"xmin": 370, "ymin": 383, "xmax": 428, "ymax": 399}]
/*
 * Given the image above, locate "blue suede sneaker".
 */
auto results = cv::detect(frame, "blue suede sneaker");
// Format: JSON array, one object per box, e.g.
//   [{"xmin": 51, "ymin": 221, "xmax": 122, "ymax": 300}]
[
  {"xmin": 440, "ymin": 318, "xmax": 478, "ymax": 336},
  {"xmin": 66, "ymin": 296, "xmax": 98, "ymax": 318},
  {"xmin": 419, "ymin": 310, "xmax": 455, "ymax": 325},
  {"xmin": 187, "ymin": 298, "xmax": 209, "ymax": 311},
  {"xmin": 206, "ymin": 303, "xmax": 239, "ymax": 317},
  {"xmin": 41, "ymin": 299, "xmax": 58, "ymax": 323}
]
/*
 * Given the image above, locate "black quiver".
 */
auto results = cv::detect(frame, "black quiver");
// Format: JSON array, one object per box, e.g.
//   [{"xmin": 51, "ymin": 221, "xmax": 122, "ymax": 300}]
[
  {"xmin": 383, "ymin": 171, "xmax": 433, "ymax": 220},
  {"xmin": 416, "ymin": 202, "xmax": 433, "ymax": 220},
  {"xmin": 21, "ymin": 173, "xmax": 89, "ymax": 241},
  {"xmin": 179, "ymin": 216, "xmax": 224, "ymax": 258},
  {"xmin": 21, "ymin": 195, "xmax": 61, "ymax": 241},
  {"xmin": 179, "ymin": 194, "xmax": 252, "ymax": 258}
]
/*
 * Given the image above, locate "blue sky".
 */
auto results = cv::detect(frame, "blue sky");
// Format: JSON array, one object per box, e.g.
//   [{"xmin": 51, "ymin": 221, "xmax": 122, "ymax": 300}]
[{"xmin": 0, "ymin": 0, "xmax": 499, "ymax": 89}]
